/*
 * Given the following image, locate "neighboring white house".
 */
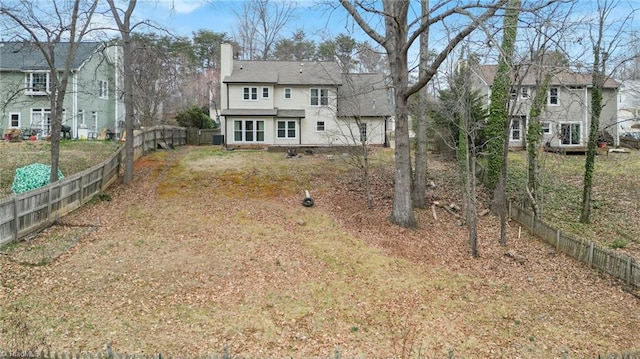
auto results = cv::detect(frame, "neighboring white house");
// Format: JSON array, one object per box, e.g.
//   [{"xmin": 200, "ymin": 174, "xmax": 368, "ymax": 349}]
[
  {"xmin": 470, "ymin": 64, "xmax": 620, "ymax": 149},
  {"xmin": 0, "ymin": 41, "xmax": 124, "ymax": 139},
  {"xmin": 219, "ymin": 43, "xmax": 392, "ymax": 148},
  {"xmin": 617, "ymin": 80, "xmax": 640, "ymax": 134}
]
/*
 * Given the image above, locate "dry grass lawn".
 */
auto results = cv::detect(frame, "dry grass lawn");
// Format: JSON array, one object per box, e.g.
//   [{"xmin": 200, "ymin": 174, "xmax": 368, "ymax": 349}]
[{"xmin": 1, "ymin": 146, "xmax": 638, "ymax": 358}]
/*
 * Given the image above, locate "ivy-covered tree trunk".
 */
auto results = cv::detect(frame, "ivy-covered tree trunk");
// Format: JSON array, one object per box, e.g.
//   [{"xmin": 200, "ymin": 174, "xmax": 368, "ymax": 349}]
[
  {"xmin": 526, "ymin": 73, "xmax": 551, "ymax": 217},
  {"xmin": 488, "ymin": 0, "xmax": 520, "ymax": 246},
  {"xmin": 581, "ymin": 50, "xmax": 604, "ymax": 224},
  {"xmin": 487, "ymin": 0, "xmax": 520, "ymax": 192}
]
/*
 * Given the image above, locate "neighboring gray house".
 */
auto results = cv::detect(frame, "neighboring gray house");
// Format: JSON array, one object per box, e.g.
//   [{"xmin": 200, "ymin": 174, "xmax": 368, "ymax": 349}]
[
  {"xmin": 0, "ymin": 41, "xmax": 124, "ymax": 139},
  {"xmin": 471, "ymin": 65, "xmax": 620, "ymax": 149},
  {"xmin": 617, "ymin": 80, "xmax": 640, "ymax": 134},
  {"xmin": 219, "ymin": 43, "xmax": 392, "ymax": 148}
]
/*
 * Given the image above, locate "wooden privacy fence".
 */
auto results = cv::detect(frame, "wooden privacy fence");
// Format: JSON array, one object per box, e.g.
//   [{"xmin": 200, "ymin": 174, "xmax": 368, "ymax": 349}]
[
  {"xmin": 0, "ymin": 126, "xmax": 186, "ymax": 246},
  {"xmin": 509, "ymin": 202, "xmax": 640, "ymax": 293}
]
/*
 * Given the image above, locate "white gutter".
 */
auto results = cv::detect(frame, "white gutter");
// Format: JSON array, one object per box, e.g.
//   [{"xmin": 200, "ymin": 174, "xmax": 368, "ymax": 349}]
[
  {"xmin": 114, "ymin": 45, "xmax": 119, "ymax": 135},
  {"xmin": 73, "ymin": 70, "xmax": 78, "ymax": 138}
]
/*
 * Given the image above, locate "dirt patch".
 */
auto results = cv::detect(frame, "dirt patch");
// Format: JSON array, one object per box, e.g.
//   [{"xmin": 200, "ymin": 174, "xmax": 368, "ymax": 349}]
[{"xmin": 0, "ymin": 147, "xmax": 638, "ymax": 358}]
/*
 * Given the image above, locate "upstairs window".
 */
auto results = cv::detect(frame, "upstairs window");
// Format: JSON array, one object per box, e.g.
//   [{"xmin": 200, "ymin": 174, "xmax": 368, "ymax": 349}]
[
  {"xmin": 520, "ymin": 87, "xmax": 529, "ymax": 99},
  {"xmin": 26, "ymin": 72, "xmax": 50, "ymax": 94},
  {"xmin": 509, "ymin": 87, "xmax": 517, "ymax": 100},
  {"xmin": 243, "ymin": 87, "xmax": 258, "ymax": 101},
  {"xmin": 262, "ymin": 87, "xmax": 270, "ymax": 99},
  {"xmin": 310, "ymin": 88, "xmax": 328, "ymax": 106},
  {"xmin": 316, "ymin": 121, "xmax": 325, "ymax": 132},
  {"xmin": 548, "ymin": 87, "xmax": 559, "ymax": 106},
  {"xmin": 284, "ymin": 88, "xmax": 292, "ymax": 99},
  {"xmin": 99, "ymin": 80, "xmax": 108, "ymax": 99}
]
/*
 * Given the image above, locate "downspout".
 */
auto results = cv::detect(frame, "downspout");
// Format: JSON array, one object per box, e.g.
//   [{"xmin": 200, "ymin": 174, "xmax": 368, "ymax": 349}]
[
  {"xmin": 224, "ymin": 83, "xmax": 229, "ymax": 145},
  {"xmin": 73, "ymin": 70, "xmax": 78, "ymax": 138},
  {"xmin": 114, "ymin": 44, "xmax": 119, "ymax": 137}
]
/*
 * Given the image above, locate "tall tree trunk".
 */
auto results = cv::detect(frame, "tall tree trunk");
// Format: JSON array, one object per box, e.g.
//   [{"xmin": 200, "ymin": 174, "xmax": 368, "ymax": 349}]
[
  {"xmin": 107, "ymin": 0, "xmax": 137, "ymax": 185},
  {"xmin": 412, "ymin": 0, "xmax": 430, "ymax": 209},
  {"xmin": 490, "ymin": 0, "xmax": 520, "ymax": 246},
  {"xmin": 386, "ymin": 0, "xmax": 417, "ymax": 228},
  {"xmin": 526, "ymin": 73, "xmax": 550, "ymax": 217},
  {"xmin": 581, "ymin": 48, "xmax": 604, "ymax": 223},
  {"xmin": 459, "ymin": 110, "xmax": 478, "ymax": 257}
]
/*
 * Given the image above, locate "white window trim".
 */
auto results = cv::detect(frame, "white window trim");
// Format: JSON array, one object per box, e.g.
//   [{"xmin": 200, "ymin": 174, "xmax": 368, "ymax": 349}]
[
  {"xmin": 99, "ymin": 80, "xmax": 109, "ymax": 99},
  {"xmin": 30, "ymin": 108, "xmax": 51, "ymax": 136},
  {"xmin": 560, "ymin": 121, "xmax": 581, "ymax": 146},
  {"xmin": 78, "ymin": 109, "xmax": 85, "ymax": 125},
  {"xmin": 316, "ymin": 121, "xmax": 325, "ymax": 132},
  {"xmin": 25, "ymin": 71, "xmax": 51, "ymax": 95},
  {"xmin": 242, "ymin": 87, "xmax": 258, "ymax": 101},
  {"xmin": 520, "ymin": 87, "xmax": 530, "ymax": 99},
  {"xmin": 277, "ymin": 120, "xmax": 297, "ymax": 139},
  {"xmin": 541, "ymin": 121, "xmax": 551, "ymax": 134},
  {"xmin": 310, "ymin": 88, "xmax": 329, "ymax": 106},
  {"xmin": 284, "ymin": 88, "xmax": 292, "ymax": 100},
  {"xmin": 9, "ymin": 112, "xmax": 21, "ymax": 128},
  {"xmin": 510, "ymin": 120, "xmax": 521, "ymax": 141},
  {"xmin": 233, "ymin": 120, "xmax": 265, "ymax": 142},
  {"xmin": 547, "ymin": 87, "xmax": 560, "ymax": 106},
  {"xmin": 261, "ymin": 87, "xmax": 270, "ymax": 99}
]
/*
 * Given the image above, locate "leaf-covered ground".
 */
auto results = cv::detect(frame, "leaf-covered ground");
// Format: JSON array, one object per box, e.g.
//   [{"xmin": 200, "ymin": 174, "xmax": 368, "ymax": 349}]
[
  {"xmin": 0, "ymin": 146, "xmax": 638, "ymax": 358},
  {"xmin": 506, "ymin": 150, "xmax": 640, "ymax": 258}
]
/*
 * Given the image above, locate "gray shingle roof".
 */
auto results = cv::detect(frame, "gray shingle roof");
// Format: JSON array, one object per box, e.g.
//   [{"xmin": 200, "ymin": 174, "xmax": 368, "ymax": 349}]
[
  {"xmin": 337, "ymin": 73, "xmax": 393, "ymax": 118},
  {"xmin": 223, "ymin": 60, "xmax": 342, "ymax": 86},
  {"xmin": 0, "ymin": 41, "xmax": 102, "ymax": 71},
  {"xmin": 473, "ymin": 64, "xmax": 619, "ymax": 89},
  {"xmin": 220, "ymin": 108, "xmax": 278, "ymax": 116}
]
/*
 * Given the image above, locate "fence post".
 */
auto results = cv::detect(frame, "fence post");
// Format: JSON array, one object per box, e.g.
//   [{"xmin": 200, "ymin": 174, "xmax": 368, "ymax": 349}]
[
  {"xmin": 555, "ymin": 229, "xmax": 560, "ymax": 252},
  {"xmin": 627, "ymin": 257, "xmax": 633, "ymax": 286},
  {"xmin": 47, "ymin": 185, "xmax": 53, "ymax": 222},
  {"xmin": 531, "ymin": 211, "xmax": 535, "ymax": 232},
  {"xmin": 588, "ymin": 241, "xmax": 594, "ymax": 268},
  {"xmin": 13, "ymin": 195, "xmax": 19, "ymax": 241},
  {"xmin": 78, "ymin": 175, "xmax": 84, "ymax": 204}
]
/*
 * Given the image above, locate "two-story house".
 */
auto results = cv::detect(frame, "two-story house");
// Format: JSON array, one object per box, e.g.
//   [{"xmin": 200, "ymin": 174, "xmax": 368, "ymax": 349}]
[
  {"xmin": 0, "ymin": 41, "xmax": 124, "ymax": 140},
  {"xmin": 219, "ymin": 43, "xmax": 392, "ymax": 148},
  {"xmin": 470, "ymin": 64, "xmax": 620, "ymax": 150}
]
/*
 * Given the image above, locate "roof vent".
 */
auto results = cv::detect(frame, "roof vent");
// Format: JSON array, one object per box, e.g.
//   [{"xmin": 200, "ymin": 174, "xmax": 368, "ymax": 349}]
[
  {"xmin": 240, "ymin": 65, "xmax": 243, "ymax": 70},
  {"xmin": 299, "ymin": 69, "xmax": 302, "ymax": 73}
]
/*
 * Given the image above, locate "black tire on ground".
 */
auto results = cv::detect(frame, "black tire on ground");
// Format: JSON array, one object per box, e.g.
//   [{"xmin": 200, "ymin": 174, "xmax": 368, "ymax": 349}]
[{"xmin": 302, "ymin": 197, "xmax": 314, "ymax": 207}]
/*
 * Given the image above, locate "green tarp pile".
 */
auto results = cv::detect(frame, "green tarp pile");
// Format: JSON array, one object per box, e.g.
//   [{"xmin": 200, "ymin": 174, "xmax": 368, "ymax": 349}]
[{"xmin": 11, "ymin": 163, "xmax": 64, "ymax": 194}]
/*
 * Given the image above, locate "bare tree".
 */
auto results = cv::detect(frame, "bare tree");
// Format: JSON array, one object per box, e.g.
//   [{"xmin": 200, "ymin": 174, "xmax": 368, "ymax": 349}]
[
  {"xmin": 580, "ymin": 0, "xmax": 634, "ymax": 223},
  {"xmin": 432, "ymin": 58, "xmax": 487, "ymax": 257},
  {"xmin": 341, "ymin": 0, "xmax": 508, "ymax": 227},
  {"xmin": 411, "ymin": 0, "xmax": 430, "ymax": 209},
  {"xmin": 330, "ymin": 73, "xmax": 391, "ymax": 208},
  {"xmin": 0, "ymin": 0, "xmax": 98, "ymax": 182},
  {"xmin": 493, "ymin": 0, "xmax": 521, "ymax": 247},
  {"xmin": 106, "ymin": 0, "xmax": 137, "ymax": 185},
  {"xmin": 233, "ymin": 0, "xmax": 297, "ymax": 60}
]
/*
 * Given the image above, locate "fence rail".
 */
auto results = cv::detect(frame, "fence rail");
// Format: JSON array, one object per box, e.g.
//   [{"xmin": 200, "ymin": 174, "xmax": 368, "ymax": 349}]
[
  {"xmin": 509, "ymin": 202, "xmax": 639, "ymax": 293},
  {"xmin": 0, "ymin": 126, "xmax": 186, "ymax": 246}
]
